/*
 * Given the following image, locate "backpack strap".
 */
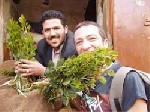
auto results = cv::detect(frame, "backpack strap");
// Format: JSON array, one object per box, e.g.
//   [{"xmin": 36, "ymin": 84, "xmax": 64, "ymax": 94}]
[
  {"xmin": 109, "ymin": 67, "xmax": 133, "ymax": 111},
  {"xmin": 136, "ymin": 70, "xmax": 150, "ymax": 84}
]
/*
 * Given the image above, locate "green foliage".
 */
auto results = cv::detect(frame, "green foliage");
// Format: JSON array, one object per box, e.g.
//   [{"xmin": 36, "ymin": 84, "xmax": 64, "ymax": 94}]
[
  {"xmin": 41, "ymin": 47, "xmax": 118, "ymax": 106},
  {"xmin": 6, "ymin": 14, "xmax": 36, "ymax": 93},
  {"xmin": 7, "ymin": 14, "xmax": 35, "ymax": 60}
]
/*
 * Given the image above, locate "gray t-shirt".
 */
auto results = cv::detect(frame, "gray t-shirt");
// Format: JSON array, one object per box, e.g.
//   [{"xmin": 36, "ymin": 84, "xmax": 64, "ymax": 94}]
[{"xmin": 122, "ymin": 71, "xmax": 147, "ymax": 111}]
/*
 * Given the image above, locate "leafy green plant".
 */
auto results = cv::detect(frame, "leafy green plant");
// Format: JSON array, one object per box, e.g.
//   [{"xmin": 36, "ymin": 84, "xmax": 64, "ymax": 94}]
[
  {"xmin": 7, "ymin": 15, "xmax": 35, "ymax": 60},
  {"xmin": 41, "ymin": 47, "xmax": 118, "ymax": 107},
  {"xmin": 6, "ymin": 14, "xmax": 36, "ymax": 93}
]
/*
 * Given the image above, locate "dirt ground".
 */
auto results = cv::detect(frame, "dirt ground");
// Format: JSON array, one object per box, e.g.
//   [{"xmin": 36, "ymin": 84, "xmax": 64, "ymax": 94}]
[
  {"xmin": 0, "ymin": 60, "xmax": 55, "ymax": 112},
  {"xmin": 0, "ymin": 60, "xmax": 15, "ymax": 72},
  {"xmin": 0, "ymin": 60, "xmax": 78, "ymax": 112}
]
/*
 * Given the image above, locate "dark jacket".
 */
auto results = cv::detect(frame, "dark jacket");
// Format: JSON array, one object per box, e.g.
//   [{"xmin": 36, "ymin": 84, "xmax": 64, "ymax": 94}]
[{"xmin": 35, "ymin": 30, "xmax": 77, "ymax": 67}]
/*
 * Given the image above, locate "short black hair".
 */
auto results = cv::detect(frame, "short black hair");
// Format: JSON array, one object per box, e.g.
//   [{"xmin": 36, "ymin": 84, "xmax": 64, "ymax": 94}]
[{"xmin": 40, "ymin": 10, "xmax": 67, "ymax": 26}]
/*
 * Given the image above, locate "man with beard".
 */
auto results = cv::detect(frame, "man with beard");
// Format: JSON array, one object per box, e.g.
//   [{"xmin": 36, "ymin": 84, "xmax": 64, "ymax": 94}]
[{"xmin": 15, "ymin": 10, "xmax": 77, "ymax": 77}]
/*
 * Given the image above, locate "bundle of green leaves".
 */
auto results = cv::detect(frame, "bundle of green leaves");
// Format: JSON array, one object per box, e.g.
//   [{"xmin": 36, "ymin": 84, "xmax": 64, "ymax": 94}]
[
  {"xmin": 41, "ymin": 47, "xmax": 118, "ymax": 106},
  {"xmin": 6, "ymin": 15, "xmax": 36, "ymax": 93},
  {"xmin": 7, "ymin": 14, "xmax": 35, "ymax": 61}
]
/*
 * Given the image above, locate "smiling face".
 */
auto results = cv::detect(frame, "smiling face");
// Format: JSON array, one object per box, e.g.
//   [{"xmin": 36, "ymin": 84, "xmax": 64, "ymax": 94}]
[
  {"xmin": 42, "ymin": 19, "xmax": 68, "ymax": 48},
  {"xmin": 74, "ymin": 25, "xmax": 108, "ymax": 54}
]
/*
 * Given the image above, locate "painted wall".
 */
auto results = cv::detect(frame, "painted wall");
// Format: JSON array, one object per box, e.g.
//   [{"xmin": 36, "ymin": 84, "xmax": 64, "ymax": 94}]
[{"xmin": 113, "ymin": 0, "xmax": 150, "ymax": 72}]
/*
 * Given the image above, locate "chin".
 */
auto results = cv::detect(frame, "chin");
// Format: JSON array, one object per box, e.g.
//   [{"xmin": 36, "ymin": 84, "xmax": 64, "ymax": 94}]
[
  {"xmin": 51, "ymin": 45, "xmax": 58, "ymax": 48},
  {"xmin": 51, "ymin": 44, "xmax": 60, "ymax": 48}
]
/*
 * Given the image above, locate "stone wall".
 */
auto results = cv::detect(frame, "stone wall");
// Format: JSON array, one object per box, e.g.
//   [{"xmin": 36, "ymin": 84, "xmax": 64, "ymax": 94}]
[
  {"xmin": 0, "ymin": 0, "xmax": 4, "ymax": 64},
  {"xmin": 3, "ymin": 0, "xmax": 18, "ymax": 61},
  {"xmin": 15, "ymin": 0, "xmax": 88, "ymax": 31},
  {"xmin": 0, "ymin": 0, "xmax": 88, "ymax": 63}
]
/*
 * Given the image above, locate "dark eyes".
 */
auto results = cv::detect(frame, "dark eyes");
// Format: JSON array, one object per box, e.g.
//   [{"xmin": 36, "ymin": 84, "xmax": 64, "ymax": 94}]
[
  {"xmin": 76, "ymin": 41, "xmax": 82, "ymax": 45},
  {"xmin": 75, "ymin": 36, "xmax": 97, "ymax": 46},
  {"xmin": 44, "ymin": 28, "xmax": 50, "ymax": 32},
  {"xmin": 88, "ymin": 37, "xmax": 97, "ymax": 41},
  {"xmin": 44, "ymin": 27, "xmax": 60, "ymax": 33},
  {"xmin": 53, "ymin": 27, "xmax": 60, "ymax": 30}
]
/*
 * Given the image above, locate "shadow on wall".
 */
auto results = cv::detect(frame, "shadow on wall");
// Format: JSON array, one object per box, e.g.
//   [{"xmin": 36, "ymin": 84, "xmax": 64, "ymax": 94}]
[
  {"xmin": 85, "ymin": 0, "xmax": 96, "ymax": 22},
  {"xmin": 13, "ymin": 0, "xmax": 21, "ymax": 4},
  {"xmin": 28, "ymin": 22, "xmax": 42, "ymax": 34}
]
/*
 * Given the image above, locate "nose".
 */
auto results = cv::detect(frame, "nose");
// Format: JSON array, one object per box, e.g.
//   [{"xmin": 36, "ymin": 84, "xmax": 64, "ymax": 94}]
[
  {"xmin": 82, "ymin": 40, "xmax": 91, "ymax": 51},
  {"xmin": 50, "ymin": 29, "xmax": 56, "ymax": 37}
]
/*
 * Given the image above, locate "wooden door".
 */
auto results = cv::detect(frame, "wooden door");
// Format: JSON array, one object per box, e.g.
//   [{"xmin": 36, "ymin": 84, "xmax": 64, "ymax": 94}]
[{"xmin": 113, "ymin": 0, "xmax": 150, "ymax": 72}]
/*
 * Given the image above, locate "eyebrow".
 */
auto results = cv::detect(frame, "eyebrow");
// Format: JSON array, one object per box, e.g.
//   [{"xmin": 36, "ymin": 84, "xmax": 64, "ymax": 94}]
[
  {"xmin": 86, "ymin": 34, "xmax": 97, "ymax": 38},
  {"xmin": 75, "ymin": 34, "xmax": 98, "ymax": 40},
  {"xmin": 76, "ymin": 34, "xmax": 97, "ymax": 39}
]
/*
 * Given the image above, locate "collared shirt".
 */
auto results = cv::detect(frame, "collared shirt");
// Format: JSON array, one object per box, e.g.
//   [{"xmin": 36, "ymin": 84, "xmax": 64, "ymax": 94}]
[{"xmin": 52, "ymin": 45, "xmax": 63, "ymax": 66}]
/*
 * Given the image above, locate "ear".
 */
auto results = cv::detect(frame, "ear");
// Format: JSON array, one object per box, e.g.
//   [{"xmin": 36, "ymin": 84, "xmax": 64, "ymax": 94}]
[
  {"xmin": 64, "ymin": 25, "xmax": 68, "ymax": 34},
  {"xmin": 103, "ymin": 39, "xmax": 109, "ymax": 48}
]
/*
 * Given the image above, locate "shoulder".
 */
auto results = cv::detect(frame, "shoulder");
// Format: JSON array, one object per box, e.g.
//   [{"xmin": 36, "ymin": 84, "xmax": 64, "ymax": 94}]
[
  {"xmin": 65, "ymin": 30, "xmax": 74, "ymax": 45},
  {"xmin": 66, "ymin": 30, "xmax": 74, "ymax": 39},
  {"xmin": 123, "ymin": 71, "xmax": 146, "ymax": 97},
  {"xmin": 122, "ymin": 71, "xmax": 147, "ymax": 111},
  {"xmin": 60, "ymin": 30, "xmax": 77, "ymax": 58},
  {"xmin": 109, "ymin": 60, "xmax": 121, "ymax": 72},
  {"xmin": 37, "ymin": 38, "xmax": 46, "ymax": 46},
  {"xmin": 124, "ymin": 71, "xmax": 144, "ymax": 86},
  {"xmin": 36, "ymin": 38, "xmax": 52, "ymax": 56},
  {"xmin": 64, "ymin": 30, "xmax": 76, "ymax": 50},
  {"xmin": 37, "ymin": 38, "xmax": 50, "ymax": 49}
]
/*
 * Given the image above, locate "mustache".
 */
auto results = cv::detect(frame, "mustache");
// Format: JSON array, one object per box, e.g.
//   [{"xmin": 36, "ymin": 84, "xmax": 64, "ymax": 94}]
[{"xmin": 48, "ymin": 35, "xmax": 59, "ymax": 39}]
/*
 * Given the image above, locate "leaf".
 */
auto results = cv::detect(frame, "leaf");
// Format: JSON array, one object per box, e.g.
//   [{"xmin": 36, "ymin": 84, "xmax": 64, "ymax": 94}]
[
  {"xmin": 99, "ymin": 76, "xmax": 107, "ymax": 84},
  {"xmin": 48, "ymin": 61, "xmax": 54, "ymax": 69},
  {"xmin": 63, "ymin": 78, "xmax": 71, "ymax": 85},
  {"xmin": 57, "ymin": 58, "xmax": 65, "ymax": 67},
  {"xmin": 107, "ymin": 69, "xmax": 115, "ymax": 76},
  {"xmin": 71, "ymin": 78, "xmax": 81, "ymax": 88}
]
